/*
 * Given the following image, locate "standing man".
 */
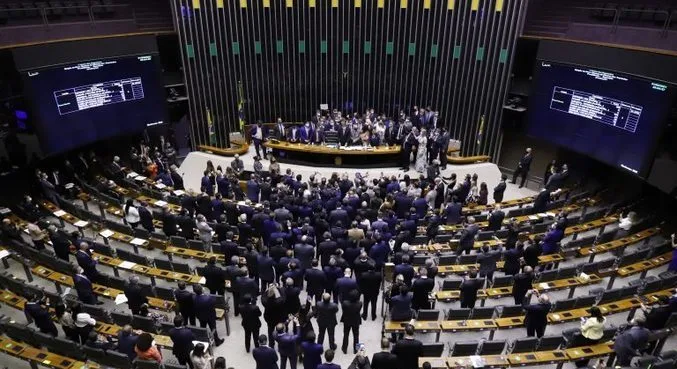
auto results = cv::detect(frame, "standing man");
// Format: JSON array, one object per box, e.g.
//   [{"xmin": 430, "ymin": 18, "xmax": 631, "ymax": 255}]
[
  {"xmin": 612, "ymin": 317, "xmax": 650, "ymax": 367},
  {"xmin": 340, "ymin": 290, "xmax": 362, "ymax": 355},
  {"xmin": 493, "ymin": 174, "xmax": 508, "ymax": 203},
  {"xmin": 411, "ymin": 267, "xmax": 434, "ymax": 311},
  {"xmin": 392, "ymin": 324, "xmax": 423, "ymax": 369},
  {"xmin": 487, "ymin": 205, "xmax": 505, "ymax": 231},
  {"xmin": 522, "ymin": 290, "xmax": 551, "ymax": 338},
  {"xmin": 317, "ymin": 350, "xmax": 341, "ymax": 369},
  {"xmin": 203, "ymin": 257, "xmax": 227, "ymax": 296},
  {"xmin": 275, "ymin": 317, "xmax": 301, "ymax": 369},
  {"xmin": 371, "ymin": 338, "xmax": 398, "ymax": 369},
  {"xmin": 24, "ymin": 294, "xmax": 58, "ymax": 336},
  {"xmin": 456, "ymin": 217, "xmax": 479, "ymax": 256},
  {"xmin": 253, "ymin": 335, "xmax": 279, "ymax": 369},
  {"xmin": 169, "ymin": 316, "xmax": 195, "ymax": 368},
  {"xmin": 315, "ymin": 293, "xmax": 338, "ymax": 350},
  {"xmin": 124, "ymin": 275, "xmax": 148, "ymax": 316},
  {"xmin": 401, "ymin": 129, "xmax": 416, "ymax": 172},
  {"xmin": 174, "ymin": 281, "xmax": 196, "ymax": 326},
  {"xmin": 240, "ymin": 294, "xmax": 263, "ymax": 353},
  {"xmin": 251, "ymin": 121, "xmax": 265, "ymax": 158},
  {"xmin": 512, "ymin": 266, "xmax": 534, "ymax": 305},
  {"xmin": 358, "ymin": 268, "xmax": 382, "ymax": 321},
  {"xmin": 74, "ymin": 267, "xmax": 98, "ymax": 305},
  {"xmin": 512, "ymin": 148, "xmax": 533, "ymax": 188},
  {"xmin": 459, "ymin": 271, "xmax": 483, "ymax": 309},
  {"xmin": 274, "ymin": 118, "xmax": 286, "ymax": 141},
  {"xmin": 193, "ymin": 285, "xmax": 225, "ymax": 346}
]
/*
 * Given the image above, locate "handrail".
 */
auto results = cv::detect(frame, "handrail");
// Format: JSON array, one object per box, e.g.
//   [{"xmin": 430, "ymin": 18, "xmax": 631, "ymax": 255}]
[
  {"xmin": 566, "ymin": 6, "xmax": 673, "ymax": 38},
  {"xmin": 0, "ymin": 4, "xmax": 135, "ymax": 27}
]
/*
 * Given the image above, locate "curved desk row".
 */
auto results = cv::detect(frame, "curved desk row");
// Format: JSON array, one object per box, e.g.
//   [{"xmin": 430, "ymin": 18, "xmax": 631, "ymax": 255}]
[{"xmin": 264, "ymin": 141, "xmax": 402, "ymax": 167}]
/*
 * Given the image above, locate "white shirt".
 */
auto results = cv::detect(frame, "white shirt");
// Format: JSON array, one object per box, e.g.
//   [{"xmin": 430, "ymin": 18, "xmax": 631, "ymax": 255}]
[
  {"xmin": 125, "ymin": 206, "xmax": 140, "ymax": 224},
  {"xmin": 618, "ymin": 216, "xmax": 634, "ymax": 231}
]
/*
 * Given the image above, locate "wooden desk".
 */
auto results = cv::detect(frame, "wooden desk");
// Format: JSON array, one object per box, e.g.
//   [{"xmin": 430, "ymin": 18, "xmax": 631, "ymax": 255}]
[
  {"xmin": 440, "ymin": 319, "xmax": 497, "ymax": 332},
  {"xmin": 418, "ymin": 357, "xmax": 448, "ymax": 369},
  {"xmin": 578, "ymin": 227, "xmax": 659, "ymax": 256},
  {"xmin": 164, "ymin": 245, "xmax": 225, "ymax": 263},
  {"xmin": 264, "ymin": 142, "xmax": 401, "ymax": 167},
  {"xmin": 435, "ymin": 289, "xmax": 487, "ymax": 302},
  {"xmin": 383, "ymin": 320, "xmax": 441, "ymax": 341},
  {"xmin": 494, "ymin": 316, "xmax": 524, "ymax": 329},
  {"xmin": 265, "ymin": 141, "xmax": 401, "ymax": 155},
  {"xmin": 91, "ymin": 252, "xmax": 204, "ymax": 285},
  {"xmin": 0, "ymin": 335, "xmax": 94, "ymax": 369},
  {"xmin": 447, "ymin": 355, "xmax": 509, "ymax": 368},
  {"xmin": 437, "ymin": 253, "xmax": 563, "ymax": 274},
  {"xmin": 507, "ymin": 350, "xmax": 569, "ymax": 365},
  {"xmin": 564, "ymin": 342, "xmax": 614, "ymax": 360},
  {"xmin": 484, "ymin": 274, "xmax": 601, "ymax": 299},
  {"xmin": 616, "ymin": 252, "xmax": 673, "ymax": 277}
]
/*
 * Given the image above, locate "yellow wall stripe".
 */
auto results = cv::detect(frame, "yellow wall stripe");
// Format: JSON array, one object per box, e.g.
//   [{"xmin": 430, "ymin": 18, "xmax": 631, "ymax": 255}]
[
  {"xmin": 263, "ymin": 0, "xmax": 270, "ymax": 7},
  {"xmin": 495, "ymin": 0, "xmax": 504, "ymax": 12},
  {"xmin": 424, "ymin": 0, "xmax": 431, "ymax": 9},
  {"xmin": 192, "ymin": 0, "xmax": 200, "ymax": 9},
  {"xmin": 240, "ymin": 0, "xmax": 247, "ymax": 8},
  {"xmin": 216, "ymin": 0, "xmax": 224, "ymax": 8},
  {"xmin": 286, "ymin": 0, "xmax": 293, "ymax": 7},
  {"xmin": 309, "ymin": 0, "xmax": 316, "ymax": 7},
  {"xmin": 355, "ymin": 0, "xmax": 361, "ymax": 8},
  {"xmin": 332, "ymin": 0, "xmax": 338, "ymax": 8},
  {"xmin": 471, "ymin": 0, "xmax": 479, "ymax": 11},
  {"xmin": 377, "ymin": 0, "xmax": 384, "ymax": 8},
  {"xmin": 400, "ymin": 0, "xmax": 407, "ymax": 9},
  {"xmin": 447, "ymin": 0, "xmax": 454, "ymax": 10}
]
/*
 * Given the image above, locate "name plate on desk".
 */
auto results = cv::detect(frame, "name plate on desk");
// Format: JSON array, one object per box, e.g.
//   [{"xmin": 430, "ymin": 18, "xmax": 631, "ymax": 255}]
[
  {"xmin": 0, "ymin": 207, "xmax": 10, "ymax": 215},
  {"xmin": 134, "ymin": 176, "xmax": 147, "ymax": 181}
]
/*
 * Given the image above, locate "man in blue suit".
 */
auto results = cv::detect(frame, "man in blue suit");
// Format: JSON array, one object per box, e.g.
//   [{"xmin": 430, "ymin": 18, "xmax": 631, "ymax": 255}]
[
  {"xmin": 169, "ymin": 316, "xmax": 195, "ymax": 367},
  {"xmin": 253, "ymin": 335, "xmax": 279, "ymax": 369},
  {"xmin": 300, "ymin": 122, "xmax": 313, "ymax": 144},
  {"xmin": 456, "ymin": 217, "xmax": 479, "ymax": 256},
  {"xmin": 116, "ymin": 325, "xmax": 139, "ymax": 361},
  {"xmin": 275, "ymin": 318, "xmax": 301, "ymax": 369},
  {"xmin": 24, "ymin": 294, "xmax": 58, "ymax": 336},
  {"xmin": 200, "ymin": 170, "xmax": 214, "ymax": 195},
  {"xmin": 193, "ymin": 284, "xmax": 225, "ymax": 346},
  {"xmin": 247, "ymin": 174, "xmax": 261, "ymax": 203},
  {"xmin": 137, "ymin": 202, "xmax": 154, "ymax": 233},
  {"xmin": 317, "ymin": 350, "xmax": 341, "ymax": 369},
  {"xmin": 76, "ymin": 242, "xmax": 100, "ymax": 282},
  {"xmin": 258, "ymin": 247, "xmax": 276, "ymax": 294},
  {"xmin": 74, "ymin": 267, "xmax": 98, "ymax": 305},
  {"xmin": 335, "ymin": 268, "xmax": 358, "ymax": 303}
]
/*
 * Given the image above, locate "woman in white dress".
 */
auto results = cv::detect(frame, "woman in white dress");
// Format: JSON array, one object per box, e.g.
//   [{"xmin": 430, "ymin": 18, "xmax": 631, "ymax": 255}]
[{"xmin": 415, "ymin": 129, "xmax": 428, "ymax": 173}]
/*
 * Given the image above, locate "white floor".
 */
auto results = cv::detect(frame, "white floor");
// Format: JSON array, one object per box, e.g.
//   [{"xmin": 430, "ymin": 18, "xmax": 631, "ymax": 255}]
[{"xmin": 179, "ymin": 146, "xmax": 536, "ymax": 203}]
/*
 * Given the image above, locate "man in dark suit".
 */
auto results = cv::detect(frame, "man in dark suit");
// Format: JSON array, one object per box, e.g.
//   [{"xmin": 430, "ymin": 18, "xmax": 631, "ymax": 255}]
[
  {"xmin": 522, "ymin": 290, "xmax": 551, "ymax": 338},
  {"xmin": 401, "ymin": 129, "xmax": 416, "ymax": 171},
  {"xmin": 392, "ymin": 324, "xmax": 423, "ymax": 369},
  {"xmin": 203, "ymin": 257, "xmax": 227, "ymax": 296},
  {"xmin": 74, "ymin": 267, "xmax": 98, "ymax": 305},
  {"xmin": 335, "ymin": 268, "xmax": 358, "ymax": 303},
  {"xmin": 253, "ymin": 334, "xmax": 280, "ymax": 369},
  {"xmin": 174, "ymin": 281, "xmax": 196, "ymax": 326},
  {"xmin": 546, "ymin": 164, "xmax": 568, "ymax": 190},
  {"xmin": 240, "ymin": 294, "xmax": 263, "ymax": 353},
  {"xmin": 459, "ymin": 271, "xmax": 484, "ymax": 309},
  {"xmin": 358, "ymin": 268, "xmax": 382, "ymax": 321},
  {"xmin": 161, "ymin": 207, "xmax": 177, "ymax": 237},
  {"xmin": 274, "ymin": 119, "xmax": 286, "ymax": 141},
  {"xmin": 193, "ymin": 284, "xmax": 225, "ymax": 346},
  {"xmin": 371, "ymin": 338, "xmax": 398, "ymax": 369},
  {"xmin": 394, "ymin": 255, "xmax": 415, "ymax": 287},
  {"xmin": 294, "ymin": 236, "xmax": 315, "ymax": 271},
  {"xmin": 180, "ymin": 194, "xmax": 197, "ymax": 218},
  {"xmin": 340, "ymin": 290, "xmax": 362, "ymax": 354},
  {"xmin": 411, "ymin": 267, "xmax": 434, "ymax": 311},
  {"xmin": 236, "ymin": 267, "xmax": 260, "ymax": 305},
  {"xmin": 532, "ymin": 188, "xmax": 552, "ymax": 214},
  {"xmin": 124, "ymin": 275, "xmax": 148, "ymax": 315},
  {"xmin": 76, "ymin": 242, "xmax": 101, "ymax": 282},
  {"xmin": 117, "ymin": 325, "xmax": 139, "ymax": 361},
  {"xmin": 317, "ymin": 350, "xmax": 341, "ymax": 369},
  {"xmin": 315, "ymin": 293, "xmax": 338, "ymax": 350},
  {"xmin": 487, "ymin": 205, "xmax": 505, "ymax": 232},
  {"xmin": 137, "ymin": 202, "xmax": 154, "ymax": 233},
  {"xmin": 275, "ymin": 318, "xmax": 301, "ymax": 369},
  {"xmin": 48, "ymin": 226, "xmax": 72, "ymax": 261},
  {"xmin": 24, "ymin": 294, "xmax": 58, "ymax": 336},
  {"xmin": 477, "ymin": 245, "xmax": 500, "ymax": 282},
  {"xmin": 170, "ymin": 166, "xmax": 184, "ymax": 190},
  {"xmin": 457, "ymin": 217, "xmax": 479, "ymax": 255},
  {"xmin": 512, "ymin": 266, "xmax": 535, "ymax": 306},
  {"xmin": 613, "ymin": 318, "xmax": 650, "ymax": 366},
  {"xmin": 512, "ymin": 148, "xmax": 533, "ymax": 188},
  {"xmin": 305, "ymin": 260, "xmax": 327, "ymax": 302},
  {"xmin": 258, "ymin": 247, "xmax": 276, "ymax": 294},
  {"xmin": 493, "ymin": 174, "xmax": 508, "ymax": 203},
  {"xmin": 169, "ymin": 316, "xmax": 195, "ymax": 367}
]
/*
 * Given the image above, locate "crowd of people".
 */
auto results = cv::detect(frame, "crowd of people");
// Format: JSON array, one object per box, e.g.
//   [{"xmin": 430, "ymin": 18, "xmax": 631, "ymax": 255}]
[
  {"xmin": 250, "ymin": 107, "xmax": 451, "ymax": 173},
  {"xmin": 4, "ymin": 134, "xmax": 677, "ymax": 369}
]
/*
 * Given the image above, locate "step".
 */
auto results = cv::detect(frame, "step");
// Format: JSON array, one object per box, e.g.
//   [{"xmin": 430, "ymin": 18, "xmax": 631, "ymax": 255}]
[{"xmin": 522, "ymin": 30, "xmax": 566, "ymax": 38}]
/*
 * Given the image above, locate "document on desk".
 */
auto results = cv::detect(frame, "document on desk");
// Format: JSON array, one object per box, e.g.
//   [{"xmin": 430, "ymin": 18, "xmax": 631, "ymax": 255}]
[
  {"xmin": 115, "ymin": 293, "xmax": 128, "ymax": 305},
  {"xmin": 0, "ymin": 250, "xmax": 10, "ymax": 259},
  {"xmin": 155, "ymin": 183, "xmax": 167, "ymax": 189},
  {"xmin": 99, "ymin": 229, "xmax": 115, "ymax": 238},
  {"xmin": 0, "ymin": 207, "xmax": 10, "ymax": 215},
  {"xmin": 470, "ymin": 355, "xmax": 485, "ymax": 368},
  {"xmin": 528, "ymin": 215, "xmax": 539, "ymax": 221},
  {"xmin": 127, "ymin": 172, "xmax": 139, "ymax": 178},
  {"xmin": 173, "ymin": 190, "xmax": 185, "ymax": 196},
  {"xmin": 74, "ymin": 220, "xmax": 89, "ymax": 228},
  {"xmin": 154, "ymin": 200, "xmax": 168, "ymax": 207},
  {"xmin": 130, "ymin": 238, "xmax": 146, "ymax": 246},
  {"xmin": 134, "ymin": 176, "xmax": 147, "ymax": 181},
  {"xmin": 53, "ymin": 210, "xmax": 67, "ymax": 217},
  {"xmin": 118, "ymin": 261, "xmax": 137, "ymax": 270}
]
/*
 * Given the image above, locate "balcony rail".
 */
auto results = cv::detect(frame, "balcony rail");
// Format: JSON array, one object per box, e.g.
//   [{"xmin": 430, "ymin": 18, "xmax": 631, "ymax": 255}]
[
  {"xmin": 568, "ymin": 6, "xmax": 675, "ymax": 37},
  {"xmin": 0, "ymin": 4, "xmax": 135, "ymax": 27}
]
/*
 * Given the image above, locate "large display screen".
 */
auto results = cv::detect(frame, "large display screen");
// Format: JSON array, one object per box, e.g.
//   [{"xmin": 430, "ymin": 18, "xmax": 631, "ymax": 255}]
[
  {"xmin": 527, "ymin": 60, "xmax": 674, "ymax": 177},
  {"xmin": 23, "ymin": 55, "xmax": 166, "ymax": 155}
]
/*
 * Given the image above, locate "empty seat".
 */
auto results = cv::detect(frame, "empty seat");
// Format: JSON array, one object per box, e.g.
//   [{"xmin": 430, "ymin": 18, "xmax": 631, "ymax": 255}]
[
  {"xmin": 421, "ymin": 343, "xmax": 445, "ymax": 357},
  {"xmin": 551, "ymin": 298, "xmax": 577, "ymax": 312},
  {"xmin": 557, "ymin": 266, "xmax": 578, "ymax": 279},
  {"xmin": 447, "ymin": 308, "xmax": 471, "ymax": 320},
  {"xmin": 538, "ymin": 335, "xmax": 564, "ymax": 351},
  {"xmin": 451, "ymin": 341, "xmax": 478, "ymax": 356},
  {"xmin": 132, "ymin": 315, "xmax": 158, "ymax": 333},
  {"xmin": 134, "ymin": 228, "xmax": 150, "ymax": 240},
  {"xmin": 153, "ymin": 257, "xmax": 173, "ymax": 272},
  {"xmin": 477, "ymin": 231, "xmax": 494, "ymax": 241},
  {"xmin": 52, "ymin": 336, "xmax": 86, "ymax": 360},
  {"xmin": 417, "ymin": 309, "xmax": 440, "ymax": 321},
  {"xmin": 154, "ymin": 285, "xmax": 175, "ymax": 301},
  {"xmin": 499, "ymin": 305, "xmax": 523, "ymax": 318},
  {"xmin": 116, "ymin": 248, "xmax": 149, "ymax": 266},
  {"xmin": 111, "ymin": 310, "xmax": 133, "ymax": 326},
  {"xmin": 188, "ymin": 239, "xmax": 205, "ymax": 251},
  {"xmin": 438, "ymin": 254, "xmax": 456, "ymax": 265},
  {"xmin": 170, "ymin": 236, "xmax": 187, "ymax": 247},
  {"xmin": 537, "ymin": 269, "xmax": 559, "ymax": 283},
  {"xmin": 135, "ymin": 359, "xmax": 161, "ymax": 369},
  {"xmin": 574, "ymin": 296, "xmax": 597, "ymax": 309},
  {"xmin": 100, "ymin": 350, "xmax": 133, "ymax": 369},
  {"xmin": 441, "ymin": 280, "xmax": 461, "ymax": 291},
  {"xmin": 171, "ymin": 261, "xmax": 191, "ymax": 274},
  {"xmin": 511, "ymin": 337, "xmax": 539, "ymax": 353},
  {"xmin": 83, "ymin": 346, "xmax": 107, "ymax": 362},
  {"xmin": 479, "ymin": 340, "xmax": 506, "ymax": 355},
  {"xmin": 458, "ymin": 254, "xmax": 477, "ymax": 264},
  {"xmin": 471, "ymin": 307, "xmax": 495, "ymax": 319},
  {"xmin": 412, "ymin": 255, "xmax": 428, "ymax": 266},
  {"xmin": 492, "ymin": 275, "xmax": 513, "ymax": 288},
  {"xmin": 1, "ymin": 320, "xmax": 33, "ymax": 343},
  {"xmin": 91, "ymin": 242, "xmax": 114, "ymax": 257}
]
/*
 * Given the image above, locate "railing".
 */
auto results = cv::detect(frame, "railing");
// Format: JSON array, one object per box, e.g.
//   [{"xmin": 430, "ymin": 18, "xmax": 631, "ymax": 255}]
[
  {"xmin": 567, "ymin": 6, "xmax": 675, "ymax": 37},
  {"xmin": 0, "ymin": 4, "xmax": 135, "ymax": 27}
]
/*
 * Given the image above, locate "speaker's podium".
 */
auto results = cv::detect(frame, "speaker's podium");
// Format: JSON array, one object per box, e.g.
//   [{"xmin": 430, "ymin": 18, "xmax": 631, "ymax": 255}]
[{"xmin": 324, "ymin": 130, "xmax": 339, "ymax": 146}]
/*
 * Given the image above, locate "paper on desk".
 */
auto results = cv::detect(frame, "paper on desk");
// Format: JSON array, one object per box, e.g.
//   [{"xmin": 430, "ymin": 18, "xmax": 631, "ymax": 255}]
[
  {"xmin": 134, "ymin": 176, "xmax": 147, "ymax": 181},
  {"xmin": 154, "ymin": 200, "xmax": 168, "ymax": 207},
  {"xmin": 198, "ymin": 277, "xmax": 206, "ymax": 284},
  {"xmin": 99, "ymin": 229, "xmax": 115, "ymax": 238},
  {"xmin": 173, "ymin": 190, "xmax": 185, "ymax": 196},
  {"xmin": 130, "ymin": 238, "xmax": 146, "ymax": 246},
  {"xmin": 74, "ymin": 220, "xmax": 89, "ymax": 228},
  {"xmin": 469, "ymin": 355, "xmax": 485, "ymax": 368},
  {"xmin": 539, "ymin": 282, "xmax": 549, "ymax": 289},
  {"xmin": 528, "ymin": 215, "xmax": 539, "ymax": 221},
  {"xmin": 0, "ymin": 207, "xmax": 10, "ymax": 215},
  {"xmin": 118, "ymin": 261, "xmax": 137, "ymax": 270},
  {"xmin": 0, "ymin": 250, "xmax": 10, "ymax": 259},
  {"xmin": 537, "ymin": 213, "xmax": 548, "ymax": 218},
  {"xmin": 545, "ymin": 212, "xmax": 556, "ymax": 217},
  {"xmin": 155, "ymin": 183, "xmax": 167, "ymax": 189},
  {"xmin": 127, "ymin": 172, "xmax": 139, "ymax": 178},
  {"xmin": 53, "ymin": 210, "xmax": 66, "ymax": 217},
  {"xmin": 115, "ymin": 294, "xmax": 128, "ymax": 305}
]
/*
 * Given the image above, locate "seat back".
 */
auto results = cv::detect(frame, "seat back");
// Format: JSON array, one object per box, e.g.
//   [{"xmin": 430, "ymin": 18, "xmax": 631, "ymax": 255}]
[
  {"xmin": 134, "ymin": 228, "xmax": 150, "ymax": 240},
  {"xmin": 153, "ymin": 258, "xmax": 173, "ymax": 272},
  {"xmin": 438, "ymin": 254, "xmax": 457, "ymax": 265},
  {"xmin": 447, "ymin": 308, "xmax": 471, "ymax": 320},
  {"xmin": 188, "ymin": 325, "xmax": 212, "ymax": 342},
  {"xmin": 537, "ymin": 269, "xmax": 558, "ymax": 283},
  {"xmin": 53, "ymin": 336, "xmax": 86, "ymax": 360},
  {"xmin": 171, "ymin": 261, "xmax": 191, "ymax": 274},
  {"xmin": 511, "ymin": 337, "xmax": 539, "ymax": 353},
  {"xmin": 417, "ymin": 309, "xmax": 440, "ymax": 321},
  {"xmin": 479, "ymin": 340, "xmax": 506, "ymax": 355},
  {"xmin": 131, "ymin": 315, "xmax": 157, "ymax": 333},
  {"xmin": 170, "ymin": 235, "xmax": 187, "ymax": 247},
  {"xmin": 421, "ymin": 343, "xmax": 445, "ymax": 357},
  {"xmin": 1, "ymin": 320, "xmax": 33, "ymax": 343},
  {"xmin": 499, "ymin": 305, "xmax": 523, "ymax": 318},
  {"xmin": 451, "ymin": 341, "xmax": 478, "ymax": 356},
  {"xmin": 154, "ymin": 285, "xmax": 175, "ymax": 301},
  {"xmin": 551, "ymin": 298, "xmax": 577, "ymax": 312},
  {"xmin": 537, "ymin": 335, "xmax": 564, "ymax": 351},
  {"xmin": 574, "ymin": 296, "xmax": 597, "ymax": 309},
  {"xmin": 458, "ymin": 254, "xmax": 477, "ymax": 265},
  {"xmin": 471, "ymin": 307, "xmax": 495, "ymax": 319},
  {"xmin": 111, "ymin": 310, "xmax": 133, "ymax": 326},
  {"xmin": 101, "ymin": 350, "xmax": 133, "ymax": 369},
  {"xmin": 556, "ymin": 266, "xmax": 578, "ymax": 279},
  {"xmin": 82, "ymin": 346, "xmax": 107, "ymax": 362},
  {"xmin": 135, "ymin": 359, "xmax": 161, "ymax": 369},
  {"xmin": 188, "ymin": 239, "xmax": 205, "ymax": 251},
  {"xmin": 441, "ymin": 280, "xmax": 461, "ymax": 291},
  {"xmin": 492, "ymin": 275, "xmax": 513, "ymax": 288}
]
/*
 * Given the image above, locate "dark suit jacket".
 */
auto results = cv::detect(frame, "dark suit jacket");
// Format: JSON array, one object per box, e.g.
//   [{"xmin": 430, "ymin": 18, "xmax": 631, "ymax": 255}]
[
  {"xmin": 138, "ymin": 207, "xmax": 154, "ymax": 231},
  {"xmin": 203, "ymin": 264, "xmax": 226, "ymax": 293},
  {"xmin": 487, "ymin": 210, "xmax": 505, "ymax": 231},
  {"xmin": 392, "ymin": 338, "xmax": 423, "ymax": 369},
  {"xmin": 315, "ymin": 301, "xmax": 339, "ymax": 326},
  {"xmin": 194, "ymin": 294, "xmax": 217, "ymax": 322},
  {"xmin": 162, "ymin": 212, "xmax": 177, "ymax": 236},
  {"xmin": 493, "ymin": 182, "xmax": 507, "ymax": 203},
  {"xmin": 117, "ymin": 332, "xmax": 139, "ymax": 360},
  {"xmin": 371, "ymin": 351, "xmax": 398, "ymax": 369},
  {"xmin": 174, "ymin": 289, "xmax": 194, "ymax": 315},
  {"xmin": 123, "ymin": 283, "xmax": 148, "ymax": 312},
  {"xmin": 239, "ymin": 302, "xmax": 263, "ymax": 329},
  {"xmin": 460, "ymin": 278, "xmax": 483, "ymax": 307},
  {"xmin": 275, "ymin": 326, "xmax": 301, "ymax": 356},
  {"xmin": 169, "ymin": 326, "xmax": 195, "ymax": 356},
  {"xmin": 390, "ymin": 293, "xmax": 413, "ymax": 321},
  {"xmin": 358, "ymin": 270, "xmax": 382, "ymax": 298},
  {"xmin": 523, "ymin": 299, "xmax": 551, "ymax": 330},
  {"xmin": 459, "ymin": 224, "xmax": 479, "ymax": 251},
  {"xmin": 336, "ymin": 277, "xmax": 358, "ymax": 301},
  {"xmin": 411, "ymin": 277, "xmax": 435, "ymax": 309},
  {"xmin": 74, "ymin": 274, "xmax": 94, "ymax": 300},
  {"xmin": 340, "ymin": 299, "xmax": 363, "ymax": 327},
  {"xmin": 236, "ymin": 276, "xmax": 260, "ymax": 300},
  {"xmin": 512, "ymin": 273, "xmax": 533, "ymax": 299},
  {"xmin": 305, "ymin": 268, "xmax": 327, "ymax": 296},
  {"xmin": 253, "ymin": 345, "xmax": 280, "ymax": 369},
  {"xmin": 518, "ymin": 153, "xmax": 533, "ymax": 170}
]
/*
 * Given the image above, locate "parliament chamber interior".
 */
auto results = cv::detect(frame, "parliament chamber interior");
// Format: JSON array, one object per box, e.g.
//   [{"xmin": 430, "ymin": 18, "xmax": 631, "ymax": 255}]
[{"xmin": 1, "ymin": 1, "xmax": 677, "ymax": 369}]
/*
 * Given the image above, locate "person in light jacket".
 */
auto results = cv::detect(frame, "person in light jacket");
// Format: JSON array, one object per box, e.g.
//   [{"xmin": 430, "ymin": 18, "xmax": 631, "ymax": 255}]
[
  {"xmin": 575, "ymin": 306, "xmax": 606, "ymax": 367},
  {"xmin": 124, "ymin": 199, "xmax": 140, "ymax": 228},
  {"xmin": 196, "ymin": 214, "xmax": 213, "ymax": 245},
  {"xmin": 190, "ymin": 342, "xmax": 213, "ymax": 369}
]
